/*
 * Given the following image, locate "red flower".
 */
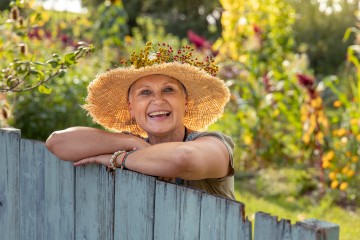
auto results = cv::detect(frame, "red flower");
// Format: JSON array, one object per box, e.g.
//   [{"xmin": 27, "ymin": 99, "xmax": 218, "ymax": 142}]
[
  {"xmin": 253, "ymin": 24, "xmax": 262, "ymax": 36},
  {"xmin": 296, "ymin": 73, "xmax": 314, "ymax": 88},
  {"xmin": 187, "ymin": 30, "xmax": 212, "ymax": 49}
]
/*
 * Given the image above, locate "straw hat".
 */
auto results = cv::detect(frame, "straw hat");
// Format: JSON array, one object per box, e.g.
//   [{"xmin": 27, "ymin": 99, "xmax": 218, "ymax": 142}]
[{"xmin": 84, "ymin": 43, "xmax": 230, "ymax": 137}]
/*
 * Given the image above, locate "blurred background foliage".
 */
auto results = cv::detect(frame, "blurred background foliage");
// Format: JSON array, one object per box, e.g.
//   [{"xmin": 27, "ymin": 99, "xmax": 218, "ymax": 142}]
[{"xmin": 1, "ymin": 0, "xmax": 359, "ymax": 230}]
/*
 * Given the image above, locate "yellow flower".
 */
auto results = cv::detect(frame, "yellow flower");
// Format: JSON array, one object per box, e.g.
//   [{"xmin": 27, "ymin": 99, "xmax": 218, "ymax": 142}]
[
  {"xmin": 351, "ymin": 156, "xmax": 359, "ymax": 163},
  {"xmin": 336, "ymin": 128, "xmax": 347, "ymax": 137},
  {"xmin": 322, "ymin": 160, "xmax": 330, "ymax": 168},
  {"xmin": 334, "ymin": 142, "xmax": 341, "ymax": 149},
  {"xmin": 329, "ymin": 172, "xmax": 337, "ymax": 180},
  {"xmin": 339, "ymin": 182, "xmax": 349, "ymax": 191},
  {"xmin": 311, "ymin": 97, "xmax": 322, "ymax": 108},
  {"xmin": 350, "ymin": 118, "xmax": 358, "ymax": 126},
  {"xmin": 315, "ymin": 132, "xmax": 324, "ymax": 144},
  {"xmin": 342, "ymin": 166, "xmax": 349, "ymax": 175},
  {"xmin": 357, "ymin": 134, "xmax": 360, "ymax": 141},
  {"xmin": 345, "ymin": 151, "xmax": 352, "ymax": 157},
  {"xmin": 302, "ymin": 134, "xmax": 311, "ymax": 145},
  {"xmin": 243, "ymin": 134, "xmax": 253, "ymax": 145},
  {"xmin": 331, "ymin": 180, "xmax": 339, "ymax": 189},
  {"xmin": 323, "ymin": 151, "xmax": 335, "ymax": 162},
  {"xmin": 346, "ymin": 169, "xmax": 355, "ymax": 178},
  {"xmin": 124, "ymin": 35, "xmax": 133, "ymax": 44},
  {"xmin": 333, "ymin": 100, "xmax": 342, "ymax": 107}
]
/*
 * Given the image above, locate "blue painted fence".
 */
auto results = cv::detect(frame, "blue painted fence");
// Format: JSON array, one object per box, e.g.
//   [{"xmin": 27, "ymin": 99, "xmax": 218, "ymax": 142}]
[{"xmin": 0, "ymin": 128, "xmax": 339, "ymax": 240}]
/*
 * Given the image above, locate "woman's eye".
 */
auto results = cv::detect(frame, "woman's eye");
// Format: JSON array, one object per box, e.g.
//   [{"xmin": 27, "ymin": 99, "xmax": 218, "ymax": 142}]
[
  {"xmin": 139, "ymin": 90, "xmax": 152, "ymax": 95},
  {"xmin": 163, "ymin": 87, "xmax": 174, "ymax": 93}
]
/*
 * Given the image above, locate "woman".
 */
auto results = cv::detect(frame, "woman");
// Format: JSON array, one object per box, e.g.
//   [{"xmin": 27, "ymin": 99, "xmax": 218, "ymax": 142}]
[{"xmin": 46, "ymin": 43, "xmax": 235, "ymax": 200}]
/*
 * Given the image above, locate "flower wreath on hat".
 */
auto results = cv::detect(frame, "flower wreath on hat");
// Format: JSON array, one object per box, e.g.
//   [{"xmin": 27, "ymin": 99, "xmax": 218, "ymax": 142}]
[{"xmin": 83, "ymin": 42, "xmax": 230, "ymax": 137}]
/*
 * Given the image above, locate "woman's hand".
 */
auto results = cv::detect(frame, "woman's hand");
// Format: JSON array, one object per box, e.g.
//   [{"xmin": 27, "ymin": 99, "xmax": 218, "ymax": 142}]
[{"xmin": 74, "ymin": 154, "xmax": 114, "ymax": 168}]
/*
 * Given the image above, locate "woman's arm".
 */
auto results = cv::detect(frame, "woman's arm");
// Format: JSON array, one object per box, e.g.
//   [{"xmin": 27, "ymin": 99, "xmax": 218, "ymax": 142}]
[
  {"xmin": 74, "ymin": 136, "xmax": 231, "ymax": 180},
  {"xmin": 45, "ymin": 127, "xmax": 150, "ymax": 162}
]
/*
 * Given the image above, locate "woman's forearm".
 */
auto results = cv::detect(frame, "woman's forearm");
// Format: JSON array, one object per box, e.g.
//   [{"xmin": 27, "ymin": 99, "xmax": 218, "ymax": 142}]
[{"xmin": 45, "ymin": 127, "xmax": 149, "ymax": 161}]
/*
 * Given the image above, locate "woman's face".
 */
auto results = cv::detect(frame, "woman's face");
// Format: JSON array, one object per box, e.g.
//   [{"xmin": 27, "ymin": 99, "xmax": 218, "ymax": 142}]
[{"xmin": 128, "ymin": 74, "xmax": 188, "ymax": 136}]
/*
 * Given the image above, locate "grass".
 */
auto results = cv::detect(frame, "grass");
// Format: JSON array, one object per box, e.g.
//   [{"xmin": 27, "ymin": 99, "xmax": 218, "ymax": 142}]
[{"xmin": 234, "ymin": 168, "xmax": 360, "ymax": 240}]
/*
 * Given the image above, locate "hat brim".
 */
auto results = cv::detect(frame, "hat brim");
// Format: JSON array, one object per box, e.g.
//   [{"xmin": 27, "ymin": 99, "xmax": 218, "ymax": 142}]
[{"xmin": 84, "ymin": 62, "xmax": 230, "ymax": 137}]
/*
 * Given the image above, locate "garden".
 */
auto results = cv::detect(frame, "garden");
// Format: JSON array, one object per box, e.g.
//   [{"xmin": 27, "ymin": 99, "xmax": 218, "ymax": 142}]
[{"xmin": 1, "ymin": 0, "xmax": 359, "ymax": 239}]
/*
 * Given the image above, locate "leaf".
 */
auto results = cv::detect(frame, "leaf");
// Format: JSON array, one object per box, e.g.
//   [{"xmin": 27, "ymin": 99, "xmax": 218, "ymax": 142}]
[
  {"xmin": 58, "ymin": 69, "xmax": 67, "ymax": 78},
  {"xmin": 38, "ymin": 85, "xmax": 52, "ymax": 94},
  {"xmin": 29, "ymin": 70, "xmax": 45, "ymax": 81},
  {"xmin": 46, "ymin": 60, "xmax": 59, "ymax": 68},
  {"xmin": 64, "ymin": 52, "xmax": 76, "ymax": 66}
]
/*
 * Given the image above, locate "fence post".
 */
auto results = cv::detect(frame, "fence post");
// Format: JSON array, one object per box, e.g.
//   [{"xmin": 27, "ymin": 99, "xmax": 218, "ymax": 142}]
[{"xmin": 0, "ymin": 128, "xmax": 21, "ymax": 240}]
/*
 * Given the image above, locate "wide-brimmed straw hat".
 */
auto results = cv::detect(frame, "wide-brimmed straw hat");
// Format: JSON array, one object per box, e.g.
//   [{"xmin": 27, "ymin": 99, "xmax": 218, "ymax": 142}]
[{"xmin": 84, "ymin": 42, "xmax": 230, "ymax": 137}]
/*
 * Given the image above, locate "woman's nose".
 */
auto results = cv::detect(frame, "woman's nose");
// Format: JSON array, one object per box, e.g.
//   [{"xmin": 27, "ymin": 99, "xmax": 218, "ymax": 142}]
[{"xmin": 151, "ymin": 93, "xmax": 165, "ymax": 104}]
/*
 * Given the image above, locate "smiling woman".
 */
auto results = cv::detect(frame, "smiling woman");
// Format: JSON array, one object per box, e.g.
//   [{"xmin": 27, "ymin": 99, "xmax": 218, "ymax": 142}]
[{"xmin": 45, "ymin": 42, "xmax": 235, "ymax": 200}]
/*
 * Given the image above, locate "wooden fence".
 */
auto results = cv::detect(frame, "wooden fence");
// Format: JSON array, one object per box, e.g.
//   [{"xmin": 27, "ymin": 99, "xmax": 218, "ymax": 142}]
[{"xmin": 0, "ymin": 128, "xmax": 339, "ymax": 240}]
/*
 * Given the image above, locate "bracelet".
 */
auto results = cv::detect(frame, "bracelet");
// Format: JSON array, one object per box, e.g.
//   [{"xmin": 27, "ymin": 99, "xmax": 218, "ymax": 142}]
[
  {"xmin": 121, "ymin": 150, "xmax": 136, "ymax": 170},
  {"xmin": 109, "ymin": 150, "xmax": 126, "ymax": 170}
]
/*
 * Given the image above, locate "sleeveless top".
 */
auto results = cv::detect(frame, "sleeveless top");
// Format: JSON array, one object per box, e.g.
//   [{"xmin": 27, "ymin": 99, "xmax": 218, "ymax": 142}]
[{"xmin": 181, "ymin": 131, "xmax": 236, "ymax": 200}]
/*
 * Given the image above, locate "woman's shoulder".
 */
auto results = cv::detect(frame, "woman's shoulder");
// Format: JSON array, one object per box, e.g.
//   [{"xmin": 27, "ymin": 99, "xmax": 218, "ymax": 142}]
[{"xmin": 186, "ymin": 130, "xmax": 234, "ymax": 149}]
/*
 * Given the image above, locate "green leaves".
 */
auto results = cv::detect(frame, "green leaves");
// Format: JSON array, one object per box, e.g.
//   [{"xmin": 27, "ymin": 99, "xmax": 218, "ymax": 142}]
[
  {"xmin": 1, "ymin": 44, "xmax": 94, "ymax": 92},
  {"xmin": 0, "ymin": 2, "xmax": 94, "ymax": 93},
  {"xmin": 64, "ymin": 52, "xmax": 76, "ymax": 66}
]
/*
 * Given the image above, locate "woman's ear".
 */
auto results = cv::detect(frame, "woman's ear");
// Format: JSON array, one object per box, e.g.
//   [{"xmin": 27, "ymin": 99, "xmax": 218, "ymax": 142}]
[
  {"xmin": 184, "ymin": 100, "xmax": 188, "ymax": 114},
  {"xmin": 128, "ymin": 101, "xmax": 134, "ymax": 118}
]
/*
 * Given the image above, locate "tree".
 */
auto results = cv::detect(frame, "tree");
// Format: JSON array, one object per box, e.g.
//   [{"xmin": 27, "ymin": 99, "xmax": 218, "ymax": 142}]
[{"xmin": 290, "ymin": 0, "xmax": 359, "ymax": 76}]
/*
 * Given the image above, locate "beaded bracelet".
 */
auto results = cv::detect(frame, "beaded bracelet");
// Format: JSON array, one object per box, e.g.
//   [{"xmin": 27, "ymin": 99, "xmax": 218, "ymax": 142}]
[{"xmin": 109, "ymin": 150, "xmax": 126, "ymax": 170}]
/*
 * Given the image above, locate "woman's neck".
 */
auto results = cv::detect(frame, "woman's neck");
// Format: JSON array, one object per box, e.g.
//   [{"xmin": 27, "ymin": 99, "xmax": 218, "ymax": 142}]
[{"xmin": 147, "ymin": 127, "xmax": 187, "ymax": 144}]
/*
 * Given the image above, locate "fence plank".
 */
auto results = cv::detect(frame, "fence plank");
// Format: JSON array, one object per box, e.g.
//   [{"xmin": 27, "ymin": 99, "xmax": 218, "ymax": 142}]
[
  {"xmin": 154, "ymin": 180, "xmax": 202, "ymax": 240},
  {"xmin": 224, "ymin": 200, "xmax": 252, "ymax": 240},
  {"xmin": 199, "ymin": 193, "xmax": 227, "ymax": 240},
  {"xmin": 114, "ymin": 170, "xmax": 156, "ymax": 240},
  {"xmin": 19, "ymin": 139, "xmax": 46, "ymax": 240},
  {"xmin": 254, "ymin": 212, "xmax": 340, "ymax": 240},
  {"xmin": 44, "ymin": 151, "xmax": 75, "ymax": 240},
  {"xmin": 0, "ymin": 128, "xmax": 21, "ymax": 240},
  {"xmin": 254, "ymin": 212, "xmax": 291, "ymax": 240},
  {"xmin": 292, "ymin": 219, "xmax": 340, "ymax": 240},
  {"xmin": 75, "ymin": 164, "xmax": 114, "ymax": 240}
]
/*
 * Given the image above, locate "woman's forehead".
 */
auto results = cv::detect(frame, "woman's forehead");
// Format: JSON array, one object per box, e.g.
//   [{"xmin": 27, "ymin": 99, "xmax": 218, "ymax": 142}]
[{"xmin": 132, "ymin": 74, "xmax": 180, "ymax": 87}]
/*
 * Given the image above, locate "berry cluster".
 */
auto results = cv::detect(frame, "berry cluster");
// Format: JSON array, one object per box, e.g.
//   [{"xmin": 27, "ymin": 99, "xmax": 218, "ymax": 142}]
[{"xmin": 121, "ymin": 42, "xmax": 218, "ymax": 76}]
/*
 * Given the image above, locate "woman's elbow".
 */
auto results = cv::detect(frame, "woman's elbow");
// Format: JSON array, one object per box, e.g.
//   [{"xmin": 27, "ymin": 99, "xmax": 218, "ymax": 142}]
[{"xmin": 45, "ymin": 131, "xmax": 66, "ymax": 158}]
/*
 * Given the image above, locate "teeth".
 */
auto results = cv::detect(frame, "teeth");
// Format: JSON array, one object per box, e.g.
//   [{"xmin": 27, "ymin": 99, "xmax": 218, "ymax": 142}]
[{"xmin": 149, "ymin": 111, "xmax": 170, "ymax": 117}]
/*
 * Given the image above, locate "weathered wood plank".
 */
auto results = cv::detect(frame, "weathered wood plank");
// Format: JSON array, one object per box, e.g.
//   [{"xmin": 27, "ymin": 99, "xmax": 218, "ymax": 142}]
[
  {"xmin": 44, "ymin": 151, "xmax": 75, "ymax": 240},
  {"xmin": 199, "ymin": 193, "xmax": 227, "ymax": 240},
  {"xmin": 224, "ymin": 200, "xmax": 252, "ymax": 240},
  {"xmin": 0, "ymin": 128, "xmax": 21, "ymax": 240},
  {"xmin": 19, "ymin": 139, "xmax": 46, "ymax": 240},
  {"xmin": 254, "ymin": 212, "xmax": 291, "ymax": 240},
  {"xmin": 75, "ymin": 164, "xmax": 114, "ymax": 240},
  {"xmin": 254, "ymin": 212, "xmax": 340, "ymax": 240},
  {"xmin": 154, "ymin": 180, "xmax": 202, "ymax": 240},
  {"xmin": 114, "ymin": 170, "xmax": 156, "ymax": 240},
  {"xmin": 292, "ymin": 219, "xmax": 340, "ymax": 240}
]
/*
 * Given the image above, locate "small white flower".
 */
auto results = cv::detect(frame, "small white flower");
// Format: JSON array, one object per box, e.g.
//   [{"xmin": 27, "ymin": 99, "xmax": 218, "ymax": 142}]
[{"xmin": 148, "ymin": 53, "xmax": 157, "ymax": 60}]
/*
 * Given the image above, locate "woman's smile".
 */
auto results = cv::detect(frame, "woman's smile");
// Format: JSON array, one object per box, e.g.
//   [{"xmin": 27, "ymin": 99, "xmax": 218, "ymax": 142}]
[{"xmin": 148, "ymin": 110, "xmax": 171, "ymax": 118}]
